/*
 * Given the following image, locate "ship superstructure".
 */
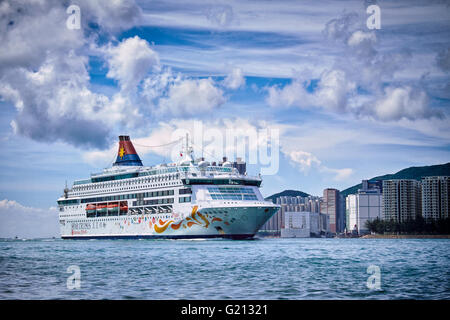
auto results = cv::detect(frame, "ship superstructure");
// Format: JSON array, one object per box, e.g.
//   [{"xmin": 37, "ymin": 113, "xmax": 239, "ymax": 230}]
[{"xmin": 57, "ymin": 135, "xmax": 279, "ymax": 239}]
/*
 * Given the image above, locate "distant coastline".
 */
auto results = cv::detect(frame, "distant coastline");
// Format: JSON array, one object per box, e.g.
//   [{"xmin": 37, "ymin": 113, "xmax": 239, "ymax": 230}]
[{"xmin": 361, "ymin": 234, "xmax": 450, "ymax": 239}]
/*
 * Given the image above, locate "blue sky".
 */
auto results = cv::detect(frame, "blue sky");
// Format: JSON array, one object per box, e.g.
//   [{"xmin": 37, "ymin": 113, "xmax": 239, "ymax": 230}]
[{"xmin": 0, "ymin": 0, "xmax": 449, "ymax": 223}]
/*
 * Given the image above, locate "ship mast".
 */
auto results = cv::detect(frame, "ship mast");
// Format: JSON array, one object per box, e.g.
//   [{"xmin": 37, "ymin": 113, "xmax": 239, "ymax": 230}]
[
  {"xmin": 185, "ymin": 133, "xmax": 194, "ymax": 159},
  {"xmin": 179, "ymin": 133, "xmax": 194, "ymax": 165}
]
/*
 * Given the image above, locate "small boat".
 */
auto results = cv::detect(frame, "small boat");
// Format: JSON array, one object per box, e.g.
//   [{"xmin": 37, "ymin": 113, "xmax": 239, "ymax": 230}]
[
  {"xmin": 96, "ymin": 203, "xmax": 107, "ymax": 214},
  {"xmin": 86, "ymin": 204, "xmax": 96, "ymax": 214},
  {"xmin": 119, "ymin": 201, "xmax": 128, "ymax": 213},
  {"xmin": 107, "ymin": 202, "xmax": 119, "ymax": 213}
]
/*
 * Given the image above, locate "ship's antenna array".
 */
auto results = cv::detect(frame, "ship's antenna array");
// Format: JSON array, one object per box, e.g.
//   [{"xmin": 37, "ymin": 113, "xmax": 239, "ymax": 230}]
[{"xmin": 189, "ymin": 140, "xmax": 224, "ymax": 164}]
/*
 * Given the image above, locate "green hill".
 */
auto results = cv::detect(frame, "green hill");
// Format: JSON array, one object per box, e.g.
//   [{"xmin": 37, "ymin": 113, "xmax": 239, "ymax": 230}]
[
  {"xmin": 265, "ymin": 189, "xmax": 310, "ymax": 203},
  {"xmin": 340, "ymin": 162, "xmax": 450, "ymax": 197}
]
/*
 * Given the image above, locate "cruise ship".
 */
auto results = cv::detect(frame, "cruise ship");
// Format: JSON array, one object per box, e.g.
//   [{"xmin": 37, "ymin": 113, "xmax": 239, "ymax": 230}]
[{"xmin": 57, "ymin": 135, "xmax": 279, "ymax": 239}]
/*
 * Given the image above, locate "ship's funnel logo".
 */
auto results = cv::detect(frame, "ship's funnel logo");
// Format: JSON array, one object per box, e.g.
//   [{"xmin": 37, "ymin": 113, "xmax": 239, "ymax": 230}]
[{"xmin": 113, "ymin": 136, "xmax": 143, "ymax": 166}]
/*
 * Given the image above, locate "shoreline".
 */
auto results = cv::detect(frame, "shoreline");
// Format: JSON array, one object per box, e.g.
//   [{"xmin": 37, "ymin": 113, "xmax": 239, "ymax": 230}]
[{"xmin": 361, "ymin": 234, "xmax": 450, "ymax": 239}]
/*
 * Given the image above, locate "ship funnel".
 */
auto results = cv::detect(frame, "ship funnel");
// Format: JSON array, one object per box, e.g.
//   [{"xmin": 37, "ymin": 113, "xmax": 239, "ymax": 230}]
[{"xmin": 113, "ymin": 135, "xmax": 143, "ymax": 166}]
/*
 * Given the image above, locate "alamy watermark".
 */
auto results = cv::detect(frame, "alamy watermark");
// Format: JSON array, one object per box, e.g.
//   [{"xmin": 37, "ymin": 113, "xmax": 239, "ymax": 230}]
[
  {"xmin": 366, "ymin": 265, "xmax": 381, "ymax": 290},
  {"xmin": 169, "ymin": 121, "xmax": 280, "ymax": 175},
  {"xmin": 67, "ymin": 265, "xmax": 81, "ymax": 290},
  {"xmin": 366, "ymin": 5, "xmax": 381, "ymax": 30},
  {"xmin": 66, "ymin": 5, "xmax": 81, "ymax": 30}
]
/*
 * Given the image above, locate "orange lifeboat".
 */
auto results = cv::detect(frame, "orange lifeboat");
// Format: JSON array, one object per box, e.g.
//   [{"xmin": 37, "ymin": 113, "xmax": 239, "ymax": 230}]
[
  {"xmin": 107, "ymin": 202, "xmax": 119, "ymax": 213},
  {"xmin": 86, "ymin": 204, "xmax": 96, "ymax": 214},
  {"xmin": 96, "ymin": 203, "xmax": 107, "ymax": 214},
  {"xmin": 119, "ymin": 201, "xmax": 128, "ymax": 213},
  {"xmin": 107, "ymin": 203, "xmax": 118, "ymax": 209}
]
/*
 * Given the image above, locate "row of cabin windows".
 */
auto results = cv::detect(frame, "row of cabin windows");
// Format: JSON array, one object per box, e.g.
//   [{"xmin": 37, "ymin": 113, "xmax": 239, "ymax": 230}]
[
  {"xmin": 133, "ymin": 198, "xmax": 175, "ymax": 206},
  {"xmin": 179, "ymin": 196, "xmax": 191, "ymax": 203},
  {"xmin": 73, "ymin": 174, "xmax": 181, "ymax": 191},
  {"xmin": 79, "ymin": 188, "xmax": 191, "ymax": 204},
  {"xmin": 73, "ymin": 181, "xmax": 179, "ymax": 196},
  {"xmin": 57, "ymin": 199, "xmax": 80, "ymax": 205}
]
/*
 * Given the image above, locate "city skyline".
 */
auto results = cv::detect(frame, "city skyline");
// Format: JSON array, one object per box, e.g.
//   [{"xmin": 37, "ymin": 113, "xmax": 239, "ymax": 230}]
[
  {"xmin": 261, "ymin": 175, "xmax": 449, "ymax": 239},
  {"xmin": 1, "ymin": 1, "xmax": 450, "ymax": 238}
]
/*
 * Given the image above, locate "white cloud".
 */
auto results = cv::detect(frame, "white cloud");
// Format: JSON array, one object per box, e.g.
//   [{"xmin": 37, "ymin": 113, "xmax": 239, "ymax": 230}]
[
  {"xmin": 1, "ymin": 53, "xmax": 112, "ymax": 148},
  {"xmin": 320, "ymin": 167, "xmax": 354, "ymax": 181},
  {"xmin": 140, "ymin": 0, "xmax": 344, "ymax": 35},
  {"xmin": 0, "ymin": 200, "xmax": 59, "ymax": 239},
  {"xmin": 316, "ymin": 69, "xmax": 355, "ymax": 112},
  {"xmin": 287, "ymin": 150, "xmax": 321, "ymax": 172},
  {"xmin": 139, "ymin": 66, "xmax": 228, "ymax": 117},
  {"xmin": 0, "ymin": 0, "xmax": 143, "ymax": 148},
  {"xmin": 266, "ymin": 80, "xmax": 310, "ymax": 108},
  {"xmin": 223, "ymin": 67, "xmax": 246, "ymax": 89},
  {"xmin": 267, "ymin": 69, "xmax": 355, "ymax": 112},
  {"xmin": 141, "ymin": 68, "xmax": 178, "ymax": 101},
  {"xmin": 395, "ymin": 117, "xmax": 450, "ymax": 141},
  {"xmin": 106, "ymin": 36, "xmax": 160, "ymax": 92},
  {"xmin": 369, "ymin": 86, "xmax": 438, "ymax": 121},
  {"xmin": 284, "ymin": 148, "xmax": 353, "ymax": 181},
  {"xmin": 266, "ymin": 10, "xmax": 445, "ymax": 123},
  {"xmin": 347, "ymin": 30, "xmax": 377, "ymax": 47},
  {"xmin": 158, "ymin": 77, "xmax": 226, "ymax": 116},
  {"xmin": 0, "ymin": 0, "xmax": 83, "ymax": 73},
  {"xmin": 323, "ymin": 11, "xmax": 359, "ymax": 42},
  {"xmin": 81, "ymin": 0, "xmax": 142, "ymax": 32}
]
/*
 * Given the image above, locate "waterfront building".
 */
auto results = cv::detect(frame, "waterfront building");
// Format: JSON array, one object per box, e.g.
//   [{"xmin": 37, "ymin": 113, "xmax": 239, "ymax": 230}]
[
  {"xmin": 320, "ymin": 188, "xmax": 344, "ymax": 233},
  {"xmin": 259, "ymin": 195, "xmax": 323, "ymax": 236},
  {"xmin": 382, "ymin": 179, "xmax": 422, "ymax": 222},
  {"xmin": 345, "ymin": 180, "xmax": 383, "ymax": 234},
  {"xmin": 339, "ymin": 193, "xmax": 346, "ymax": 232},
  {"xmin": 281, "ymin": 211, "xmax": 310, "ymax": 238},
  {"xmin": 421, "ymin": 176, "xmax": 450, "ymax": 221},
  {"xmin": 280, "ymin": 211, "xmax": 330, "ymax": 238}
]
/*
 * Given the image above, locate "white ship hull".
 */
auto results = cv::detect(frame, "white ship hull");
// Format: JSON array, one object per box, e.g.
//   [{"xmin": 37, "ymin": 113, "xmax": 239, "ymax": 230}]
[{"xmin": 60, "ymin": 203, "xmax": 278, "ymax": 240}]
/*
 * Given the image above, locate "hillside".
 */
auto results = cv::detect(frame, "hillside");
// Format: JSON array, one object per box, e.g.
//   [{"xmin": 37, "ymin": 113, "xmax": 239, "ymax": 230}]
[
  {"xmin": 340, "ymin": 162, "xmax": 450, "ymax": 197},
  {"xmin": 265, "ymin": 189, "xmax": 310, "ymax": 203}
]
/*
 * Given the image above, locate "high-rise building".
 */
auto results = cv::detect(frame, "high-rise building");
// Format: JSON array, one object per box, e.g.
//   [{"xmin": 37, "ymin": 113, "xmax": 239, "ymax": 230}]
[
  {"xmin": 346, "ymin": 180, "xmax": 383, "ymax": 234},
  {"xmin": 320, "ymin": 188, "xmax": 344, "ymax": 233},
  {"xmin": 362, "ymin": 179, "xmax": 383, "ymax": 193},
  {"xmin": 421, "ymin": 176, "xmax": 450, "ymax": 221},
  {"xmin": 339, "ymin": 193, "xmax": 346, "ymax": 232},
  {"xmin": 383, "ymin": 179, "xmax": 422, "ymax": 222},
  {"xmin": 259, "ymin": 195, "xmax": 323, "ymax": 236}
]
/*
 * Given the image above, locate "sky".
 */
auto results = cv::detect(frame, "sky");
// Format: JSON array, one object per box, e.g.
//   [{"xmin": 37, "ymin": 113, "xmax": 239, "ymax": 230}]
[{"xmin": 0, "ymin": 0, "xmax": 449, "ymax": 237}]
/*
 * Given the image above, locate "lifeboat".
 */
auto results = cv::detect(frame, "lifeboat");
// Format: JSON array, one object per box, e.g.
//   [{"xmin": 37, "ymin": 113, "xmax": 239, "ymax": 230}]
[
  {"xmin": 119, "ymin": 201, "xmax": 128, "ymax": 214},
  {"xmin": 96, "ymin": 203, "xmax": 107, "ymax": 214},
  {"xmin": 86, "ymin": 204, "xmax": 96, "ymax": 214},
  {"xmin": 107, "ymin": 202, "xmax": 119, "ymax": 213}
]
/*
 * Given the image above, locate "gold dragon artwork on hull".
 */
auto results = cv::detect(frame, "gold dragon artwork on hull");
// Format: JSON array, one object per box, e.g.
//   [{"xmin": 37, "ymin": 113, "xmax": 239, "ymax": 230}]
[{"xmin": 149, "ymin": 206, "xmax": 230, "ymax": 234}]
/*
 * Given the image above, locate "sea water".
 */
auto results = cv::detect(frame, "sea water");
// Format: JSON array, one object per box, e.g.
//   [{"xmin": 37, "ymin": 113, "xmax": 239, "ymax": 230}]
[{"xmin": 0, "ymin": 238, "xmax": 448, "ymax": 299}]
